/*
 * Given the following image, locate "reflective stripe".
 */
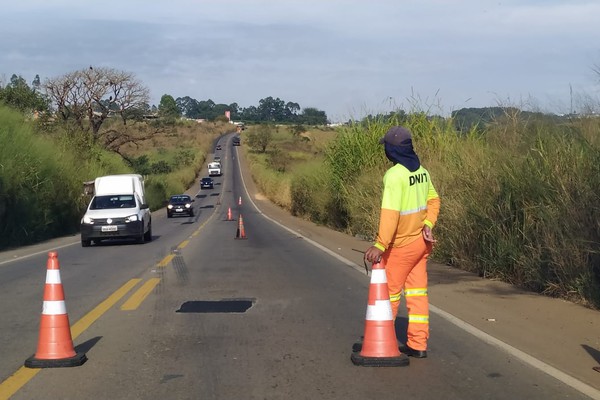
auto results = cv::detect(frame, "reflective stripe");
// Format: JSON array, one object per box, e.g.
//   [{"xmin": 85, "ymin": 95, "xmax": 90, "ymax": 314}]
[
  {"xmin": 369, "ymin": 269, "xmax": 388, "ymax": 284},
  {"xmin": 408, "ymin": 314, "xmax": 429, "ymax": 324},
  {"xmin": 389, "ymin": 292, "xmax": 402, "ymax": 302},
  {"xmin": 366, "ymin": 300, "xmax": 393, "ymax": 321},
  {"xmin": 405, "ymin": 288, "xmax": 428, "ymax": 297},
  {"xmin": 42, "ymin": 300, "xmax": 67, "ymax": 315},
  {"xmin": 400, "ymin": 205, "xmax": 427, "ymax": 216},
  {"xmin": 45, "ymin": 270, "xmax": 61, "ymax": 284}
]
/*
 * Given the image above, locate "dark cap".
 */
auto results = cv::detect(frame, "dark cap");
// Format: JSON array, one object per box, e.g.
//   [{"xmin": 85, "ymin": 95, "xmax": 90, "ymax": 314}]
[{"xmin": 379, "ymin": 126, "xmax": 412, "ymax": 146}]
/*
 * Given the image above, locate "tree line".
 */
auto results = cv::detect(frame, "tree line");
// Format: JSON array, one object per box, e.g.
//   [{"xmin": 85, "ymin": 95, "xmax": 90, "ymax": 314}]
[
  {"xmin": 1, "ymin": 67, "xmax": 328, "ymax": 125},
  {"xmin": 170, "ymin": 94, "xmax": 329, "ymax": 125}
]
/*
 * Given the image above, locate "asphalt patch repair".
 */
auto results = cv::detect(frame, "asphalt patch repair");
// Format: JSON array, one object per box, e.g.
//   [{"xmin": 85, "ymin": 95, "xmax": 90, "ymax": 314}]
[{"xmin": 176, "ymin": 299, "xmax": 255, "ymax": 313}]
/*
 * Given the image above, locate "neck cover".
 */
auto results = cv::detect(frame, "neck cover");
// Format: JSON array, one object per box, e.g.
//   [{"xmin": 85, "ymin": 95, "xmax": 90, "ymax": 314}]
[{"xmin": 384, "ymin": 141, "xmax": 421, "ymax": 172}]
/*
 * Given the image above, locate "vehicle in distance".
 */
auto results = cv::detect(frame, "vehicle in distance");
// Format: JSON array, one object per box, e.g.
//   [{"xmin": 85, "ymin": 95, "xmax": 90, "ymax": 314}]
[
  {"xmin": 200, "ymin": 177, "xmax": 214, "ymax": 189},
  {"xmin": 213, "ymin": 156, "xmax": 221, "ymax": 163},
  {"xmin": 208, "ymin": 161, "xmax": 221, "ymax": 176},
  {"xmin": 167, "ymin": 194, "xmax": 194, "ymax": 218},
  {"xmin": 232, "ymin": 137, "xmax": 240, "ymax": 146},
  {"xmin": 80, "ymin": 174, "xmax": 152, "ymax": 247},
  {"xmin": 216, "ymin": 144, "xmax": 222, "ymax": 150}
]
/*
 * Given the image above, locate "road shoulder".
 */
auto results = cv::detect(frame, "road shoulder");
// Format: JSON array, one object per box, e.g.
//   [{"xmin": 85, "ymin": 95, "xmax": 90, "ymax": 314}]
[{"xmin": 236, "ymin": 145, "xmax": 600, "ymax": 393}]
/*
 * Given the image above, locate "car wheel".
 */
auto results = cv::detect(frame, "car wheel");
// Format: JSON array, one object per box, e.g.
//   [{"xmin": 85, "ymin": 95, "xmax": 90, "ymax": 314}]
[
  {"xmin": 144, "ymin": 223, "xmax": 152, "ymax": 242},
  {"xmin": 167, "ymin": 212, "xmax": 172, "ymax": 218},
  {"xmin": 81, "ymin": 239, "xmax": 91, "ymax": 247}
]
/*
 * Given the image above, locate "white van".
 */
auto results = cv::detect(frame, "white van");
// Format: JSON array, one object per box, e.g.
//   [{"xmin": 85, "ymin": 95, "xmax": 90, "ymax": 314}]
[
  {"xmin": 208, "ymin": 162, "xmax": 221, "ymax": 176},
  {"xmin": 80, "ymin": 174, "xmax": 152, "ymax": 247}
]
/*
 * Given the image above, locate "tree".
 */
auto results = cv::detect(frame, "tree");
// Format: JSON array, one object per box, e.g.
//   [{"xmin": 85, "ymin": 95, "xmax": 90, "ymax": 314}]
[
  {"xmin": 257, "ymin": 96, "xmax": 286, "ymax": 122},
  {"xmin": 158, "ymin": 94, "xmax": 181, "ymax": 120},
  {"xmin": 31, "ymin": 75, "xmax": 41, "ymax": 92},
  {"xmin": 44, "ymin": 66, "xmax": 150, "ymax": 138},
  {"xmin": 0, "ymin": 73, "xmax": 49, "ymax": 113},
  {"xmin": 247, "ymin": 124, "xmax": 274, "ymax": 153},
  {"xmin": 300, "ymin": 107, "xmax": 328, "ymax": 125},
  {"xmin": 176, "ymin": 96, "xmax": 199, "ymax": 118},
  {"xmin": 285, "ymin": 101, "xmax": 301, "ymax": 122}
]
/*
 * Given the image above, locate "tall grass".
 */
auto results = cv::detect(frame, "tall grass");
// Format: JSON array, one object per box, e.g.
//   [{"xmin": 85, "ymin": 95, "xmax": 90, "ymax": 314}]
[
  {"xmin": 323, "ymin": 111, "xmax": 600, "ymax": 308},
  {"xmin": 0, "ymin": 105, "xmax": 124, "ymax": 247},
  {"xmin": 224, "ymin": 114, "xmax": 600, "ymax": 307},
  {"xmin": 0, "ymin": 105, "xmax": 227, "ymax": 249}
]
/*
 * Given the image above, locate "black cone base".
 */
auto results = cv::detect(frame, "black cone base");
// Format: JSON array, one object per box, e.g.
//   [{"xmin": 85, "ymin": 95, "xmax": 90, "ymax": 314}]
[{"xmin": 25, "ymin": 352, "xmax": 87, "ymax": 368}]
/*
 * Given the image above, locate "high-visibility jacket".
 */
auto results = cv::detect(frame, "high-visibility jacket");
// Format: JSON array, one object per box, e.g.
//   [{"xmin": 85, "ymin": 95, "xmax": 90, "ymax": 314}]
[{"xmin": 374, "ymin": 164, "xmax": 440, "ymax": 251}]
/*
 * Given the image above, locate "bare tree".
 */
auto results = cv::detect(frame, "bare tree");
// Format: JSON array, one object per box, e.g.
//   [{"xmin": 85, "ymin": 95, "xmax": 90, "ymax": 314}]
[{"xmin": 44, "ymin": 66, "xmax": 150, "ymax": 141}]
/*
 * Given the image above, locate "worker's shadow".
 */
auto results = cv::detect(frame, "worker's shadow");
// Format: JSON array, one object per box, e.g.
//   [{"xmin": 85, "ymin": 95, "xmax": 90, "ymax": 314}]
[
  {"xmin": 394, "ymin": 317, "xmax": 409, "ymax": 344},
  {"xmin": 581, "ymin": 344, "xmax": 600, "ymax": 364}
]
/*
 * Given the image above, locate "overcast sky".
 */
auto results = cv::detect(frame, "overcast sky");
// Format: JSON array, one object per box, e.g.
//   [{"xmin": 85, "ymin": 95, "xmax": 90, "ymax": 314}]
[{"xmin": 1, "ymin": 0, "xmax": 599, "ymax": 121}]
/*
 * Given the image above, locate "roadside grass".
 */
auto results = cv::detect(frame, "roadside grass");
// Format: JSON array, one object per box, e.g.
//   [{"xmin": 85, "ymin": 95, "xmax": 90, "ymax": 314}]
[
  {"xmin": 0, "ymin": 105, "xmax": 228, "ymax": 249},
  {"xmin": 0, "ymin": 106, "xmax": 127, "ymax": 247},
  {"xmin": 242, "ymin": 125, "xmax": 337, "ymax": 210},
  {"xmin": 242, "ymin": 115, "xmax": 600, "ymax": 309}
]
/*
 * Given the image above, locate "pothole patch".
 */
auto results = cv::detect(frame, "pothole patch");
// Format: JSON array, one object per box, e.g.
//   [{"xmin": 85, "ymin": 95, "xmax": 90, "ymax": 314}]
[{"xmin": 176, "ymin": 299, "xmax": 255, "ymax": 313}]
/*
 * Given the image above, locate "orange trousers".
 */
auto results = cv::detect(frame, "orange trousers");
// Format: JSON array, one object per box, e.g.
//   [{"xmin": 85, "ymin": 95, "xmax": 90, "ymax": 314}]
[{"xmin": 382, "ymin": 237, "xmax": 432, "ymax": 351}]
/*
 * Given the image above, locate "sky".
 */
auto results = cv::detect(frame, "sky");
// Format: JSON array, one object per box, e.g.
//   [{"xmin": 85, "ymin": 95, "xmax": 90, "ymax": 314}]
[{"xmin": 1, "ymin": 0, "xmax": 599, "ymax": 122}]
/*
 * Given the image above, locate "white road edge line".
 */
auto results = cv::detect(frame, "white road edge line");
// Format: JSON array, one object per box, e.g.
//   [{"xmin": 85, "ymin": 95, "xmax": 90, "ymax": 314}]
[
  {"xmin": 0, "ymin": 241, "xmax": 79, "ymax": 267},
  {"xmin": 234, "ymin": 144, "xmax": 600, "ymax": 400}
]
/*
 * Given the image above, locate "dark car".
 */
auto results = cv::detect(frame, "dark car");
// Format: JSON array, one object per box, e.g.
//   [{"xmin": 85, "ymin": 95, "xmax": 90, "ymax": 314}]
[
  {"xmin": 167, "ymin": 194, "xmax": 194, "ymax": 218},
  {"xmin": 216, "ymin": 144, "xmax": 222, "ymax": 150},
  {"xmin": 200, "ymin": 177, "xmax": 214, "ymax": 189},
  {"xmin": 232, "ymin": 137, "xmax": 240, "ymax": 146}
]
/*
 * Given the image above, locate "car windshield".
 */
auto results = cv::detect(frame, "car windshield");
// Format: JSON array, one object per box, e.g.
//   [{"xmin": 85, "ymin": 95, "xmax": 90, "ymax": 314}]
[
  {"xmin": 91, "ymin": 195, "xmax": 136, "ymax": 210},
  {"xmin": 170, "ymin": 196, "xmax": 190, "ymax": 203}
]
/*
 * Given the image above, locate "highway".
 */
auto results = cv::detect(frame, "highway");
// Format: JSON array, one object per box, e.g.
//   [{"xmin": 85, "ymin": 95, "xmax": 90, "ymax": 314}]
[{"xmin": 0, "ymin": 133, "xmax": 596, "ymax": 399}]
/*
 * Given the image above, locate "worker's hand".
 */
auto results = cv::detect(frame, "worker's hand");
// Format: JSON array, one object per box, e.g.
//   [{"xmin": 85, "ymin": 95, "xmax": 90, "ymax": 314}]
[
  {"xmin": 364, "ymin": 246, "xmax": 384, "ymax": 264},
  {"xmin": 422, "ymin": 225, "xmax": 436, "ymax": 243}
]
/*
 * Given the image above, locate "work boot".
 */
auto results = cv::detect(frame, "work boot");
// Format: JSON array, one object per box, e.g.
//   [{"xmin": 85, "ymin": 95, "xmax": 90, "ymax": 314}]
[{"xmin": 400, "ymin": 344, "xmax": 427, "ymax": 358}]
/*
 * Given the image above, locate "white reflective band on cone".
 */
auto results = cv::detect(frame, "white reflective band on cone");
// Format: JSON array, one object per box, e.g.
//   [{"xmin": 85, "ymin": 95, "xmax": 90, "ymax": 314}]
[
  {"xmin": 42, "ymin": 300, "xmax": 67, "ymax": 315},
  {"xmin": 366, "ymin": 300, "xmax": 393, "ymax": 321},
  {"xmin": 45, "ymin": 270, "xmax": 62, "ymax": 284},
  {"xmin": 369, "ymin": 269, "xmax": 388, "ymax": 284}
]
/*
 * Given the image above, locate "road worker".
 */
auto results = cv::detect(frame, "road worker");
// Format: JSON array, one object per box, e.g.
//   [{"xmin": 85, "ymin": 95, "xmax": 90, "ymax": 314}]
[{"xmin": 364, "ymin": 125, "xmax": 441, "ymax": 358}]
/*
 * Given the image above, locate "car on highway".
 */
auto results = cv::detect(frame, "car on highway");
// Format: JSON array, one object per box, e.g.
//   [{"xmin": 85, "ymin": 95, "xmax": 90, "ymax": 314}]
[
  {"xmin": 167, "ymin": 194, "xmax": 194, "ymax": 218},
  {"xmin": 200, "ymin": 177, "xmax": 214, "ymax": 189},
  {"xmin": 216, "ymin": 144, "xmax": 222, "ymax": 150},
  {"xmin": 232, "ymin": 137, "xmax": 240, "ymax": 146},
  {"xmin": 213, "ymin": 156, "xmax": 221, "ymax": 163}
]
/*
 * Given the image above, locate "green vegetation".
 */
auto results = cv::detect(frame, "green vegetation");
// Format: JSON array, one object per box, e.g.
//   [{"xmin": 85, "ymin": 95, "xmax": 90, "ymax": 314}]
[
  {"xmin": 243, "ymin": 112, "xmax": 600, "ymax": 309},
  {"xmin": 176, "ymin": 95, "xmax": 329, "ymax": 125},
  {"xmin": 2, "ymin": 65, "xmax": 598, "ymax": 309},
  {"xmin": 0, "ymin": 103, "xmax": 223, "ymax": 249}
]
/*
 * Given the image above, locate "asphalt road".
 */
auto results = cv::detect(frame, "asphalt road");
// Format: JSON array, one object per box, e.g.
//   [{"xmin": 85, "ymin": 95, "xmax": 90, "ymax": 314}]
[{"xmin": 0, "ymin": 133, "xmax": 597, "ymax": 400}]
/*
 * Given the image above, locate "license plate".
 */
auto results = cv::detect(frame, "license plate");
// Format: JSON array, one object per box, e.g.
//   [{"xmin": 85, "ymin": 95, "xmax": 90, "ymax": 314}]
[
  {"xmin": 176, "ymin": 208, "xmax": 183, "ymax": 212},
  {"xmin": 102, "ymin": 225, "xmax": 118, "ymax": 232}
]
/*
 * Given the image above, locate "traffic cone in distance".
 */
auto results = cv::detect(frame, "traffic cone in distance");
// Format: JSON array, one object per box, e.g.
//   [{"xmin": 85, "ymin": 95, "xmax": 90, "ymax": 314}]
[
  {"xmin": 351, "ymin": 260, "xmax": 409, "ymax": 367},
  {"xmin": 235, "ymin": 214, "xmax": 247, "ymax": 240},
  {"xmin": 25, "ymin": 252, "xmax": 87, "ymax": 368},
  {"xmin": 226, "ymin": 207, "xmax": 234, "ymax": 221}
]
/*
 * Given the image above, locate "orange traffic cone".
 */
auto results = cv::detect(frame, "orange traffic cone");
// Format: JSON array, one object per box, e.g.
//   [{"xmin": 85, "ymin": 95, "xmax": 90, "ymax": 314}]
[
  {"xmin": 235, "ymin": 214, "xmax": 247, "ymax": 239},
  {"xmin": 25, "ymin": 252, "xmax": 87, "ymax": 368},
  {"xmin": 238, "ymin": 196, "xmax": 242, "ymax": 206},
  {"xmin": 351, "ymin": 260, "xmax": 409, "ymax": 367},
  {"xmin": 226, "ymin": 207, "xmax": 234, "ymax": 221}
]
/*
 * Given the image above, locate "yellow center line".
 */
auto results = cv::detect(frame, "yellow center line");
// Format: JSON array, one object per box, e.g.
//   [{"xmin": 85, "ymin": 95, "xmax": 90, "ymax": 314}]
[
  {"xmin": 70, "ymin": 279, "xmax": 142, "ymax": 338},
  {"xmin": 157, "ymin": 254, "xmax": 174, "ymax": 268},
  {"xmin": 0, "ymin": 278, "xmax": 141, "ymax": 400},
  {"xmin": 120, "ymin": 278, "xmax": 161, "ymax": 311},
  {"xmin": 178, "ymin": 240, "xmax": 190, "ymax": 249}
]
